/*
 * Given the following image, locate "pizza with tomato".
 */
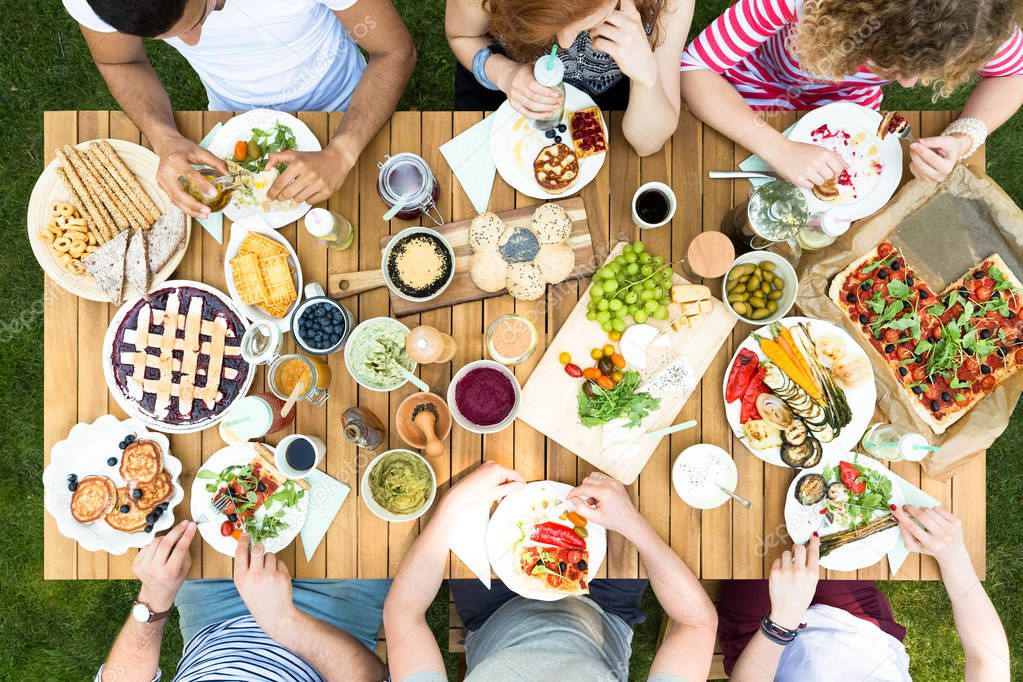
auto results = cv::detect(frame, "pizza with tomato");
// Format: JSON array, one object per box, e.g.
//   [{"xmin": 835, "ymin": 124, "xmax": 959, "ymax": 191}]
[
  {"xmin": 519, "ymin": 545, "xmax": 589, "ymax": 594},
  {"xmin": 829, "ymin": 240, "xmax": 1023, "ymax": 433}
]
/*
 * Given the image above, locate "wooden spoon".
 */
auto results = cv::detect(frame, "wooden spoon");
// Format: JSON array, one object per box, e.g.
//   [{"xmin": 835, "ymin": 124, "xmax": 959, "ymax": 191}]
[{"xmin": 280, "ymin": 379, "xmax": 307, "ymax": 418}]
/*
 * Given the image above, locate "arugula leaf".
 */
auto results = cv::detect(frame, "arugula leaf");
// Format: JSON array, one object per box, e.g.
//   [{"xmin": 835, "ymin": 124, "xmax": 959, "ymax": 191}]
[
  {"xmin": 577, "ymin": 370, "xmax": 661, "ymax": 428},
  {"xmin": 927, "ymin": 303, "xmax": 946, "ymax": 317},
  {"xmin": 866, "ymin": 292, "xmax": 887, "ymax": 314},
  {"xmin": 888, "ymin": 313, "xmax": 921, "ymax": 340},
  {"xmin": 887, "ymin": 279, "xmax": 911, "ymax": 300}
]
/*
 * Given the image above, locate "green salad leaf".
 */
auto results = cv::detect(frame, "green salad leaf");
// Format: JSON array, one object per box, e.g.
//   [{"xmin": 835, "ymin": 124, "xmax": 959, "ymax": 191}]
[{"xmin": 577, "ymin": 370, "xmax": 660, "ymax": 428}]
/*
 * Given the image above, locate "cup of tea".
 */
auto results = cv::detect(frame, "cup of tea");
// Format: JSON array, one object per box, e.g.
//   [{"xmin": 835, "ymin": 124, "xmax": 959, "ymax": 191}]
[
  {"xmin": 632, "ymin": 182, "xmax": 677, "ymax": 229},
  {"xmin": 275, "ymin": 434, "xmax": 326, "ymax": 479}
]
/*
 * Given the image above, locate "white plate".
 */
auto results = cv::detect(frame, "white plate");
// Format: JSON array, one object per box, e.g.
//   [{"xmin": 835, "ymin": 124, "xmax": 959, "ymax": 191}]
[
  {"xmin": 42, "ymin": 415, "xmax": 184, "ymax": 555},
  {"xmin": 191, "ymin": 442, "xmax": 310, "ymax": 556},
  {"xmin": 223, "ymin": 216, "xmax": 304, "ymax": 331},
  {"xmin": 27, "ymin": 139, "xmax": 188, "ymax": 301},
  {"xmin": 486, "ymin": 480, "xmax": 606, "ymax": 601},
  {"xmin": 723, "ymin": 316, "xmax": 876, "ymax": 468},
  {"xmin": 207, "ymin": 110, "xmax": 320, "ymax": 229},
  {"xmin": 671, "ymin": 444, "xmax": 739, "ymax": 509},
  {"xmin": 103, "ymin": 280, "xmax": 254, "ymax": 434},
  {"xmin": 785, "ymin": 452, "xmax": 904, "ymax": 571},
  {"xmin": 788, "ymin": 102, "xmax": 902, "ymax": 222},
  {"xmin": 490, "ymin": 85, "xmax": 608, "ymax": 200}
]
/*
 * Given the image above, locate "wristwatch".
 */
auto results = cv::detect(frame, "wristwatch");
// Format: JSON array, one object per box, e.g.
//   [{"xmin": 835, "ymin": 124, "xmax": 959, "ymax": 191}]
[{"xmin": 131, "ymin": 599, "xmax": 173, "ymax": 624}]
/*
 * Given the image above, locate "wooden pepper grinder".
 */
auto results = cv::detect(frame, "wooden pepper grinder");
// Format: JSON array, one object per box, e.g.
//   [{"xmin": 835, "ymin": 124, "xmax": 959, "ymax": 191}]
[
  {"xmin": 411, "ymin": 403, "xmax": 446, "ymax": 458},
  {"xmin": 405, "ymin": 325, "xmax": 457, "ymax": 364}
]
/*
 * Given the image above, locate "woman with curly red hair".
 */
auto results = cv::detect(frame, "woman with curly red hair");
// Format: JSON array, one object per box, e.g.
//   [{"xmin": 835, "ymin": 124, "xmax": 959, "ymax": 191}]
[
  {"xmin": 679, "ymin": 0, "xmax": 1023, "ymax": 188},
  {"xmin": 447, "ymin": 0, "xmax": 693, "ymax": 156}
]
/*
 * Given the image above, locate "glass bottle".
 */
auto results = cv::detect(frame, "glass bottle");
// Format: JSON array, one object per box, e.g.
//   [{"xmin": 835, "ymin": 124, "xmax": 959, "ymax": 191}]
[
  {"xmin": 304, "ymin": 208, "xmax": 355, "ymax": 251},
  {"xmin": 860, "ymin": 423, "xmax": 930, "ymax": 462},
  {"xmin": 341, "ymin": 407, "xmax": 386, "ymax": 450},
  {"xmin": 532, "ymin": 54, "xmax": 566, "ymax": 132}
]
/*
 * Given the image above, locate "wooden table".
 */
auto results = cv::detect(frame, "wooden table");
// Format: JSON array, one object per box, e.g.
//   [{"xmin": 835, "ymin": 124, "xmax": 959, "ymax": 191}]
[{"xmin": 43, "ymin": 109, "xmax": 986, "ymax": 582}]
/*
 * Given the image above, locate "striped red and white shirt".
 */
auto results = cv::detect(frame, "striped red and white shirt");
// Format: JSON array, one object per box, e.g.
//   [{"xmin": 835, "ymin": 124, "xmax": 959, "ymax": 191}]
[{"xmin": 681, "ymin": 0, "xmax": 1023, "ymax": 110}]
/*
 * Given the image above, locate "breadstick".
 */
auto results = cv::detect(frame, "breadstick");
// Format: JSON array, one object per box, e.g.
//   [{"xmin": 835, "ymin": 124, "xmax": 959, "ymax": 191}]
[
  {"xmin": 96, "ymin": 140, "xmax": 161, "ymax": 225},
  {"xmin": 84, "ymin": 144, "xmax": 149, "ymax": 231},
  {"xmin": 73, "ymin": 147, "xmax": 130, "ymax": 232},
  {"xmin": 55, "ymin": 166, "xmax": 107, "ymax": 245},
  {"xmin": 57, "ymin": 146, "xmax": 117, "ymax": 240}
]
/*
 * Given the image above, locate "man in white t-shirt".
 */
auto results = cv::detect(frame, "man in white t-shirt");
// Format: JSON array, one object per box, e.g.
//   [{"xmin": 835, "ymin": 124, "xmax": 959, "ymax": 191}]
[{"xmin": 62, "ymin": 0, "xmax": 415, "ymax": 218}]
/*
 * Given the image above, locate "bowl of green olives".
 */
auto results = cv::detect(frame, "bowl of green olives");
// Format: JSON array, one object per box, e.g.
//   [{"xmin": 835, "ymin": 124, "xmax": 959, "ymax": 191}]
[{"xmin": 722, "ymin": 252, "xmax": 797, "ymax": 325}]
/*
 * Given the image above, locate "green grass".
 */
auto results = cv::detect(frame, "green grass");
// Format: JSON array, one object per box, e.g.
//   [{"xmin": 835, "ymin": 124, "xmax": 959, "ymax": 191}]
[{"xmin": 1, "ymin": 1, "xmax": 1019, "ymax": 679}]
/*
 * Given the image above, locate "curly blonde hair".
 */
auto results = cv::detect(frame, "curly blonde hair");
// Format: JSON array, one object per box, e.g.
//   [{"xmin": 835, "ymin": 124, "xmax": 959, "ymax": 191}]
[{"xmin": 791, "ymin": 0, "xmax": 1017, "ymax": 98}]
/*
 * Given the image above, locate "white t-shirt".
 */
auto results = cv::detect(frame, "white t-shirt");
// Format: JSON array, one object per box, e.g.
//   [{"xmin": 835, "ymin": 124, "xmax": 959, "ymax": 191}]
[
  {"xmin": 775, "ymin": 605, "xmax": 911, "ymax": 681},
  {"xmin": 62, "ymin": 0, "xmax": 367, "ymax": 111}
]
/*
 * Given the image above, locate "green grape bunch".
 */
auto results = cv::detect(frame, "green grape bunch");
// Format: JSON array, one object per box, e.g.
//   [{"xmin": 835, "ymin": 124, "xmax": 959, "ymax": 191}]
[{"xmin": 585, "ymin": 241, "xmax": 674, "ymax": 333}]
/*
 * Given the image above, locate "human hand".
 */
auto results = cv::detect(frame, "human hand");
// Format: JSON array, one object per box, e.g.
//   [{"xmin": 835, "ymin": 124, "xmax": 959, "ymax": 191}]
[
  {"xmin": 893, "ymin": 505, "xmax": 967, "ymax": 566},
  {"xmin": 767, "ymin": 534, "xmax": 820, "ymax": 630},
  {"xmin": 133, "ymin": 520, "xmax": 197, "ymax": 612},
  {"xmin": 265, "ymin": 143, "xmax": 354, "ymax": 206},
  {"xmin": 589, "ymin": 0, "xmax": 656, "ymax": 87},
  {"xmin": 153, "ymin": 134, "xmax": 228, "ymax": 219},
  {"xmin": 498, "ymin": 62, "xmax": 563, "ymax": 120},
  {"xmin": 567, "ymin": 472, "xmax": 644, "ymax": 538},
  {"xmin": 441, "ymin": 461, "xmax": 526, "ymax": 516},
  {"xmin": 909, "ymin": 136, "xmax": 966, "ymax": 182},
  {"xmin": 233, "ymin": 534, "xmax": 300, "ymax": 640},
  {"xmin": 765, "ymin": 139, "xmax": 846, "ymax": 189}
]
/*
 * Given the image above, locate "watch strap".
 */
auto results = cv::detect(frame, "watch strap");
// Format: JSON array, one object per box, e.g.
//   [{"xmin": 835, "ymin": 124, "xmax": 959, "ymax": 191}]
[
  {"xmin": 134, "ymin": 599, "xmax": 173, "ymax": 623},
  {"xmin": 760, "ymin": 615, "xmax": 801, "ymax": 645}
]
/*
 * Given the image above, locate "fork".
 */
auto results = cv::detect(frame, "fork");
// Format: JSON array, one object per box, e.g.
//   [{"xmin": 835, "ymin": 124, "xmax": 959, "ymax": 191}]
[{"xmin": 195, "ymin": 496, "xmax": 230, "ymax": 525}]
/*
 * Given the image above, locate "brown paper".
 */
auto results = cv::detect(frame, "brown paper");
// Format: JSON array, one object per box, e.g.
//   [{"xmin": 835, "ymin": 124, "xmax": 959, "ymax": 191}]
[{"xmin": 796, "ymin": 165, "xmax": 1023, "ymax": 479}]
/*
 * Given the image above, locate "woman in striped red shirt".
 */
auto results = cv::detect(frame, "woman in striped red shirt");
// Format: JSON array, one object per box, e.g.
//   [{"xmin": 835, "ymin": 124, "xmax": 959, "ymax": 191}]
[{"xmin": 679, "ymin": 0, "xmax": 1023, "ymax": 188}]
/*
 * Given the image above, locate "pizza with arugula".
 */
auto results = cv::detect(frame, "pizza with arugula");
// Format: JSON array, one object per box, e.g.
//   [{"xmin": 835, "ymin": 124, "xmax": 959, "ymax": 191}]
[
  {"xmin": 519, "ymin": 545, "xmax": 589, "ymax": 593},
  {"xmin": 829, "ymin": 240, "xmax": 1023, "ymax": 433}
]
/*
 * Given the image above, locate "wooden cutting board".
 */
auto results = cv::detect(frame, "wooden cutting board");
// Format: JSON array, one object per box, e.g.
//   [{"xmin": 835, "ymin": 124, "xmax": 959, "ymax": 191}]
[
  {"xmin": 327, "ymin": 197, "xmax": 605, "ymax": 317},
  {"xmin": 517, "ymin": 243, "xmax": 737, "ymax": 484}
]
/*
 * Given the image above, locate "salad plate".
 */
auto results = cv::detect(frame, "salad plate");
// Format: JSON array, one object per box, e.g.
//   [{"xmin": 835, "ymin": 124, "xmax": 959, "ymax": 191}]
[
  {"xmin": 486, "ymin": 481, "xmax": 606, "ymax": 601},
  {"xmin": 208, "ymin": 109, "xmax": 320, "ymax": 229},
  {"xmin": 786, "ymin": 452, "xmax": 904, "ymax": 571}
]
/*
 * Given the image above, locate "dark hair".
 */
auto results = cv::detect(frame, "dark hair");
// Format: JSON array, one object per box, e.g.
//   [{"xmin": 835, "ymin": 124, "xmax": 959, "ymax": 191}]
[{"xmin": 86, "ymin": 0, "xmax": 189, "ymax": 37}]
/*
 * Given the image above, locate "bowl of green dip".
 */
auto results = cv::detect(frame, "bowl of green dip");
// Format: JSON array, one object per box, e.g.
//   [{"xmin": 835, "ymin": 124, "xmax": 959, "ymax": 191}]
[
  {"xmin": 361, "ymin": 449, "xmax": 437, "ymax": 522},
  {"xmin": 344, "ymin": 317, "xmax": 416, "ymax": 392}
]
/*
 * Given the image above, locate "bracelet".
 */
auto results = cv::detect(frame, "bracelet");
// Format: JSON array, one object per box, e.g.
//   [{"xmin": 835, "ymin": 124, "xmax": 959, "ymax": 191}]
[
  {"xmin": 472, "ymin": 47, "xmax": 501, "ymax": 91},
  {"xmin": 942, "ymin": 118, "xmax": 988, "ymax": 159},
  {"xmin": 760, "ymin": 615, "xmax": 800, "ymax": 646}
]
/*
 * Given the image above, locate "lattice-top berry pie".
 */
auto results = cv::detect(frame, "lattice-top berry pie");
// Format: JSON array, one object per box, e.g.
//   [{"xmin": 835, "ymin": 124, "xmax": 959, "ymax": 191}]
[{"xmin": 106, "ymin": 282, "xmax": 251, "ymax": 431}]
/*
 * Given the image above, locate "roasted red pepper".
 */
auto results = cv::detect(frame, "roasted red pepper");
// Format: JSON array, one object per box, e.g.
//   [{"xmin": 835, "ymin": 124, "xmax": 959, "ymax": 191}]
[
  {"xmin": 739, "ymin": 367, "xmax": 767, "ymax": 423},
  {"xmin": 726, "ymin": 349, "xmax": 760, "ymax": 402},
  {"xmin": 531, "ymin": 521, "xmax": 587, "ymax": 550},
  {"xmin": 839, "ymin": 461, "xmax": 866, "ymax": 495}
]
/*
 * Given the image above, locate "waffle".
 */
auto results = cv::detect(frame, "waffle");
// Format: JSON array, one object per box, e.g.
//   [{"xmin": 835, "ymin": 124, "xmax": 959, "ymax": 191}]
[
  {"xmin": 136, "ymin": 471, "xmax": 173, "ymax": 511},
  {"xmin": 261, "ymin": 254, "xmax": 297, "ymax": 304},
  {"xmin": 119, "ymin": 439, "xmax": 163, "ymax": 485},
  {"xmin": 230, "ymin": 253, "xmax": 270, "ymax": 305},
  {"xmin": 70, "ymin": 475, "xmax": 117, "ymax": 524},
  {"xmin": 104, "ymin": 486, "xmax": 149, "ymax": 532},
  {"xmin": 239, "ymin": 233, "xmax": 287, "ymax": 260},
  {"xmin": 569, "ymin": 107, "xmax": 607, "ymax": 159}
]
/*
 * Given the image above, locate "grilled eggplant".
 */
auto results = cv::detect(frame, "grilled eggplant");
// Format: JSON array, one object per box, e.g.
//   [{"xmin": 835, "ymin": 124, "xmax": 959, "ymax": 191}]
[
  {"xmin": 783, "ymin": 420, "xmax": 808, "ymax": 446},
  {"xmin": 801, "ymin": 437, "xmax": 823, "ymax": 468},
  {"xmin": 795, "ymin": 473, "xmax": 826, "ymax": 505},
  {"xmin": 780, "ymin": 440, "xmax": 814, "ymax": 468}
]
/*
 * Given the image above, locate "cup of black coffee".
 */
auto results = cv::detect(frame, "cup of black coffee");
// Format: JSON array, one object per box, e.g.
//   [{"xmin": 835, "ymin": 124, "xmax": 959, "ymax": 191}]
[
  {"xmin": 275, "ymin": 434, "xmax": 326, "ymax": 478},
  {"xmin": 632, "ymin": 182, "xmax": 677, "ymax": 229}
]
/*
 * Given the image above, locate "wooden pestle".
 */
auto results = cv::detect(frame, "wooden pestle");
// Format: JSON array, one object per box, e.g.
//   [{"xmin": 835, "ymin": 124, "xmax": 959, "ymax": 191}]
[{"xmin": 412, "ymin": 403, "xmax": 445, "ymax": 458}]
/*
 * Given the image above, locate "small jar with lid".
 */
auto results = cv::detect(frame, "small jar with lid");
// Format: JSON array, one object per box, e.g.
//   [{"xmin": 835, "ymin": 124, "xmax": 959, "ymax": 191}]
[
  {"xmin": 377, "ymin": 153, "xmax": 444, "ymax": 225},
  {"xmin": 304, "ymin": 208, "xmax": 355, "ymax": 251}
]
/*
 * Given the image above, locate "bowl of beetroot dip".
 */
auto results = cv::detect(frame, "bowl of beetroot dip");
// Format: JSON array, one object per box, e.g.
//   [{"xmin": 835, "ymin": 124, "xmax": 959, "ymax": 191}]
[{"xmin": 447, "ymin": 360, "xmax": 521, "ymax": 434}]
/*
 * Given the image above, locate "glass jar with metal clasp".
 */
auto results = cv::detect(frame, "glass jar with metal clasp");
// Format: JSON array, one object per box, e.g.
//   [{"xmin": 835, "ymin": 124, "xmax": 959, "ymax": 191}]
[
  {"xmin": 377, "ymin": 153, "xmax": 444, "ymax": 225},
  {"xmin": 721, "ymin": 179, "xmax": 807, "ymax": 267},
  {"xmin": 240, "ymin": 320, "xmax": 332, "ymax": 407}
]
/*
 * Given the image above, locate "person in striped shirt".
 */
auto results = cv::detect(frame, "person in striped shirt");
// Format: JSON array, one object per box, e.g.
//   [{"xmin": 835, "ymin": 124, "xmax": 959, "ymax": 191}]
[
  {"xmin": 95, "ymin": 521, "xmax": 389, "ymax": 682},
  {"xmin": 679, "ymin": 0, "xmax": 1023, "ymax": 188}
]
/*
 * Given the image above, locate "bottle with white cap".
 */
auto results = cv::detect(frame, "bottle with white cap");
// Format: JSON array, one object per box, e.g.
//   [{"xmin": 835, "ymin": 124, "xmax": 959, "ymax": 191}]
[
  {"xmin": 532, "ymin": 49, "xmax": 566, "ymax": 132},
  {"xmin": 304, "ymin": 207, "xmax": 355, "ymax": 251},
  {"xmin": 860, "ymin": 422, "xmax": 932, "ymax": 462},
  {"xmin": 797, "ymin": 211, "xmax": 850, "ymax": 251}
]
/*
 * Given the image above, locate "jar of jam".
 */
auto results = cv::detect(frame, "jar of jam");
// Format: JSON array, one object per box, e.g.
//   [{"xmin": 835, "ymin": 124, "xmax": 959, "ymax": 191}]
[
  {"xmin": 268, "ymin": 353, "xmax": 332, "ymax": 406},
  {"xmin": 377, "ymin": 153, "xmax": 444, "ymax": 225}
]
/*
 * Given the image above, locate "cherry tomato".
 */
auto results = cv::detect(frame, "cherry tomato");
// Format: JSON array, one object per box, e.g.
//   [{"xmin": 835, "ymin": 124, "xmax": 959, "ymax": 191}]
[
  {"xmin": 564, "ymin": 363, "xmax": 583, "ymax": 378},
  {"xmin": 582, "ymin": 367, "xmax": 602, "ymax": 380},
  {"xmin": 231, "ymin": 528, "xmax": 243, "ymax": 541},
  {"xmin": 602, "ymin": 344, "xmax": 615, "ymax": 357},
  {"xmin": 566, "ymin": 510, "xmax": 588, "ymax": 527},
  {"xmin": 598, "ymin": 357, "xmax": 614, "ymax": 376},
  {"xmin": 590, "ymin": 348, "xmax": 604, "ymax": 361},
  {"xmin": 610, "ymin": 353, "xmax": 626, "ymax": 369},
  {"xmin": 233, "ymin": 140, "xmax": 248, "ymax": 162},
  {"xmin": 608, "ymin": 330, "xmax": 622, "ymax": 342},
  {"xmin": 611, "ymin": 370, "xmax": 624, "ymax": 384},
  {"xmin": 595, "ymin": 375, "xmax": 614, "ymax": 390},
  {"xmin": 220, "ymin": 520, "xmax": 235, "ymax": 537},
  {"xmin": 558, "ymin": 351, "xmax": 572, "ymax": 365}
]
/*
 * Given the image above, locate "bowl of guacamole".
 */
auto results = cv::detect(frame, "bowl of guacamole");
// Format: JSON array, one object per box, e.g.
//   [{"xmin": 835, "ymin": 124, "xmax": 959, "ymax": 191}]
[
  {"xmin": 361, "ymin": 449, "xmax": 436, "ymax": 522},
  {"xmin": 343, "ymin": 317, "xmax": 416, "ymax": 391}
]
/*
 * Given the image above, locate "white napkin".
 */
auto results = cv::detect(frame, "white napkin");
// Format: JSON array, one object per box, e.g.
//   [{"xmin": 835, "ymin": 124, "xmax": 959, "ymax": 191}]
[
  {"xmin": 448, "ymin": 503, "xmax": 492, "ymax": 588},
  {"xmin": 195, "ymin": 122, "xmax": 225, "ymax": 244},
  {"xmin": 885, "ymin": 467, "xmax": 939, "ymax": 575},
  {"xmin": 440, "ymin": 115, "xmax": 496, "ymax": 215},
  {"xmin": 299, "ymin": 469, "xmax": 351, "ymax": 563}
]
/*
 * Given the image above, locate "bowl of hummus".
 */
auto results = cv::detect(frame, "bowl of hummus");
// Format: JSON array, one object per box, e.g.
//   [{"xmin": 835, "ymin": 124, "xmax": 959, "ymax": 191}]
[
  {"xmin": 343, "ymin": 317, "xmax": 416, "ymax": 392},
  {"xmin": 361, "ymin": 449, "xmax": 437, "ymax": 522}
]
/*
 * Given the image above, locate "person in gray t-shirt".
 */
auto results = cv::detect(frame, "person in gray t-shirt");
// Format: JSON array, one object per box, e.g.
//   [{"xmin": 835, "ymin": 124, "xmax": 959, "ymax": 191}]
[{"xmin": 384, "ymin": 461, "xmax": 718, "ymax": 682}]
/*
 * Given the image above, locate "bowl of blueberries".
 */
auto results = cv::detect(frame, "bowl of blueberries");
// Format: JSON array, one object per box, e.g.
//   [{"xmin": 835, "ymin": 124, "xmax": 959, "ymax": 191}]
[{"xmin": 290, "ymin": 282, "xmax": 354, "ymax": 355}]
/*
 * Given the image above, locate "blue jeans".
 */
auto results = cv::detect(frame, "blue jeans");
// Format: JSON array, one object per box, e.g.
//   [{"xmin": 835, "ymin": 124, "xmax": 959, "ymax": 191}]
[{"xmin": 175, "ymin": 579, "xmax": 391, "ymax": 649}]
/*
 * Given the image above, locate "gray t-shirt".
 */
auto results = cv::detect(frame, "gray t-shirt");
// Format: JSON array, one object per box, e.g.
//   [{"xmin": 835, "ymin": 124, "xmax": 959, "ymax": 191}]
[{"xmin": 404, "ymin": 596, "xmax": 686, "ymax": 682}]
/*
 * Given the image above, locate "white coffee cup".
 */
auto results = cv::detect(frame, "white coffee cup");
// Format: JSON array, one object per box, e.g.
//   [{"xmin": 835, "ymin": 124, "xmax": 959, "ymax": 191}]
[
  {"xmin": 274, "ymin": 434, "xmax": 326, "ymax": 479},
  {"xmin": 631, "ymin": 181, "xmax": 677, "ymax": 229}
]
